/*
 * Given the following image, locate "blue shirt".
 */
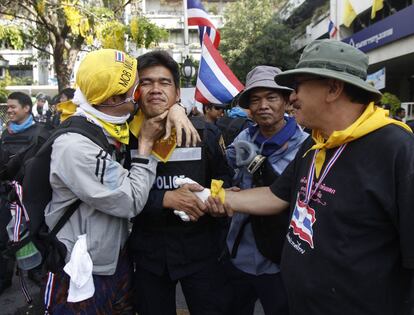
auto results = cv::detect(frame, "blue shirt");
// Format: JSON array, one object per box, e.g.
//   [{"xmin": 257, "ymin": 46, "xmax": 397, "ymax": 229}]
[{"xmin": 226, "ymin": 118, "xmax": 308, "ymax": 275}]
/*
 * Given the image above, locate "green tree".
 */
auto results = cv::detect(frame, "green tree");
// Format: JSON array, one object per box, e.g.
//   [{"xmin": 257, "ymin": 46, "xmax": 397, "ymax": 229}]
[
  {"xmin": 220, "ymin": 0, "xmax": 297, "ymax": 80},
  {"xmin": 380, "ymin": 92, "xmax": 401, "ymax": 115},
  {"xmin": 0, "ymin": 0, "xmax": 167, "ymax": 90}
]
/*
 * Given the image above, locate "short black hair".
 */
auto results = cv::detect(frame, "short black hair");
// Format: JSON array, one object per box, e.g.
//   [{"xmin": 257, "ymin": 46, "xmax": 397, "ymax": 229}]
[
  {"xmin": 60, "ymin": 88, "xmax": 75, "ymax": 100},
  {"xmin": 202, "ymin": 103, "xmax": 211, "ymax": 114},
  {"xmin": 343, "ymin": 83, "xmax": 377, "ymax": 105},
  {"xmin": 8, "ymin": 92, "xmax": 33, "ymax": 110},
  {"xmin": 395, "ymin": 107, "xmax": 405, "ymax": 115},
  {"xmin": 137, "ymin": 50, "xmax": 180, "ymax": 88}
]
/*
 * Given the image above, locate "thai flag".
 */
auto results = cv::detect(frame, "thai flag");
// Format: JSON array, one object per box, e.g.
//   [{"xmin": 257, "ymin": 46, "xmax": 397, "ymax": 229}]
[
  {"xmin": 115, "ymin": 51, "xmax": 125, "ymax": 62},
  {"xmin": 195, "ymin": 34, "xmax": 244, "ymax": 104},
  {"xmin": 289, "ymin": 199, "xmax": 316, "ymax": 248},
  {"xmin": 187, "ymin": 0, "xmax": 220, "ymax": 48},
  {"xmin": 328, "ymin": 20, "xmax": 337, "ymax": 39}
]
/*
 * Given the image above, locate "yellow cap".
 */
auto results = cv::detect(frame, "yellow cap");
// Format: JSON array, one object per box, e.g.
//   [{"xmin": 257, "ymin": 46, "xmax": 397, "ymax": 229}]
[{"xmin": 76, "ymin": 49, "xmax": 138, "ymax": 105}]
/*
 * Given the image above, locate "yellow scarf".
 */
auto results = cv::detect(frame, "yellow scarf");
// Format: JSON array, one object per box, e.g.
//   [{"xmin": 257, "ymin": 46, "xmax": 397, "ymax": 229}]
[
  {"xmin": 58, "ymin": 102, "xmax": 177, "ymax": 161},
  {"xmin": 92, "ymin": 116, "xmax": 130, "ymax": 144},
  {"xmin": 129, "ymin": 111, "xmax": 177, "ymax": 163},
  {"xmin": 57, "ymin": 101, "xmax": 77, "ymax": 122},
  {"xmin": 306, "ymin": 102, "xmax": 412, "ymax": 178},
  {"xmin": 58, "ymin": 100, "xmax": 130, "ymax": 144}
]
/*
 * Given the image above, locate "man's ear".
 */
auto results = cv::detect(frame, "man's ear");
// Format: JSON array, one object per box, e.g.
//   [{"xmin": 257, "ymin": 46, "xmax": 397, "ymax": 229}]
[
  {"xmin": 176, "ymin": 88, "xmax": 180, "ymax": 103},
  {"xmin": 23, "ymin": 105, "xmax": 31, "ymax": 114},
  {"xmin": 326, "ymin": 79, "xmax": 344, "ymax": 103}
]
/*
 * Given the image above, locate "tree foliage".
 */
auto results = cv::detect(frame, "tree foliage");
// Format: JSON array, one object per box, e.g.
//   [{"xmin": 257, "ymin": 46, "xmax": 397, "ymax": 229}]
[
  {"xmin": 0, "ymin": 0, "xmax": 167, "ymax": 90},
  {"xmin": 220, "ymin": 0, "xmax": 298, "ymax": 81},
  {"xmin": 380, "ymin": 92, "xmax": 401, "ymax": 115}
]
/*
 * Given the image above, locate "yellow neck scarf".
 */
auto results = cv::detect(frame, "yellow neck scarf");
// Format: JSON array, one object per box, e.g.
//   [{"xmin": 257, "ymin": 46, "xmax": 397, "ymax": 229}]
[
  {"xmin": 57, "ymin": 101, "xmax": 77, "ymax": 123},
  {"xmin": 92, "ymin": 116, "xmax": 130, "ymax": 144},
  {"xmin": 58, "ymin": 100, "xmax": 130, "ymax": 144},
  {"xmin": 58, "ymin": 102, "xmax": 177, "ymax": 161},
  {"xmin": 306, "ymin": 102, "xmax": 412, "ymax": 178},
  {"xmin": 129, "ymin": 111, "xmax": 177, "ymax": 163}
]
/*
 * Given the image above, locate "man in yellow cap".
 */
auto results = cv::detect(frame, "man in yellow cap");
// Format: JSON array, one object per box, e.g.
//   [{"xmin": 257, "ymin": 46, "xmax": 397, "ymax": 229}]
[
  {"xmin": 43, "ymin": 48, "xmax": 195, "ymax": 314},
  {"xmin": 205, "ymin": 39, "xmax": 414, "ymax": 314}
]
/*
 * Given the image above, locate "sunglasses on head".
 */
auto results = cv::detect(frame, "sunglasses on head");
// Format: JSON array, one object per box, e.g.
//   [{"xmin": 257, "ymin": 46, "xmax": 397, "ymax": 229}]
[{"xmin": 97, "ymin": 84, "xmax": 141, "ymax": 108}]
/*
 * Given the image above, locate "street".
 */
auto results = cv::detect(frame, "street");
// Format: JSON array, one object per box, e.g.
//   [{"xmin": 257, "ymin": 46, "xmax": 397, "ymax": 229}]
[{"xmin": 0, "ymin": 272, "xmax": 264, "ymax": 315}]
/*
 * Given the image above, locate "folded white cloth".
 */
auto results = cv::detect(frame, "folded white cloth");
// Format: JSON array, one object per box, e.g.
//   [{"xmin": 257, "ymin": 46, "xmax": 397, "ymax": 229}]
[
  {"xmin": 63, "ymin": 234, "xmax": 95, "ymax": 303},
  {"xmin": 173, "ymin": 177, "xmax": 211, "ymax": 221}
]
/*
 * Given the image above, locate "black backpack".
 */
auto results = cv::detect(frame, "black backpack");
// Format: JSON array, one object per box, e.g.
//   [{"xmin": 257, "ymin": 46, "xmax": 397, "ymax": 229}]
[
  {"xmin": 3, "ymin": 116, "xmax": 110, "ymax": 273},
  {"xmin": 216, "ymin": 116, "xmax": 251, "ymax": 147}
]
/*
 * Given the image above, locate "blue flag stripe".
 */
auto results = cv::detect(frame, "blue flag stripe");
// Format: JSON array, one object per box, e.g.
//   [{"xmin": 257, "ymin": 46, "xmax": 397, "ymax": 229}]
[{"xmin": 198, "ymin": 58, "xmax": 235, "ymax": 103}]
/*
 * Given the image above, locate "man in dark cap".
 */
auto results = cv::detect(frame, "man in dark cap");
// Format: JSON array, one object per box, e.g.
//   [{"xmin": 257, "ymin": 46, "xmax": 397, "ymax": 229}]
[
  {"xmin": 202, "ymin": 102, "xmax": 227, "ymax": 124},
  {"xmin": 204, "ymin": 39, "xmax": 414, "ymax": 315}
]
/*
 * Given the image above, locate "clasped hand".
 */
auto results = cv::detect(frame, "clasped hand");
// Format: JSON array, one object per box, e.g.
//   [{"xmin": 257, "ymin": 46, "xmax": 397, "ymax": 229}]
[{"xmin": 165, "ymin": 185, "xmax": 239, "ymax": 221}]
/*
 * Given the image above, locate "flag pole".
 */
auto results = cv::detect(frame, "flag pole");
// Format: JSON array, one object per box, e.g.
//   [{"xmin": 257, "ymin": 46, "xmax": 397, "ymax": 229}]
[
  {"xmin": 336, "ymin": 0, "xmax": 341, "ymax": 40},
  {"xmin": 183, "ymin": 0, "xmax": 190, "ymax": 59}
]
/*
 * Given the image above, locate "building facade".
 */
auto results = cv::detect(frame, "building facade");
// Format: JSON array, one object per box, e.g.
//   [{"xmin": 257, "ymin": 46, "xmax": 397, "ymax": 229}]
[
  {"xmin": 280, "ymin": 0, "xmax": 414, "ymax": 109},
  {"xmin": 136, "ymin": 0, "xmax": 235, "ymax": 63}
]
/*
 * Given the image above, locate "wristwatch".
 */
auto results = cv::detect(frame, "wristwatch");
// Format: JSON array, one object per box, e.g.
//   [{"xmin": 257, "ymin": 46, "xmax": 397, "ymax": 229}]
[{"xmin": 131, "ymin": 157, "xmax": 149, "ymax": 164}]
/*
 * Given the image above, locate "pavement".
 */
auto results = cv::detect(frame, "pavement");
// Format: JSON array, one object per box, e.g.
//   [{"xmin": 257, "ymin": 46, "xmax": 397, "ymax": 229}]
[
  {"xmin": 0, "ymin": 272, "xmax": 264, "ymax": 315},
  {"xmin": 0, "ymin": 270, "xmax": 42, "ymax": 315}
]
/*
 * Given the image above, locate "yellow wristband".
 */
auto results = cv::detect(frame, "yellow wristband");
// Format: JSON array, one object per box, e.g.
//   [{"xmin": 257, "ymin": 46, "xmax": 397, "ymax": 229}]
[{"xmin": 210, "ymin": 179, "xmax": 225, "ymax": 203}]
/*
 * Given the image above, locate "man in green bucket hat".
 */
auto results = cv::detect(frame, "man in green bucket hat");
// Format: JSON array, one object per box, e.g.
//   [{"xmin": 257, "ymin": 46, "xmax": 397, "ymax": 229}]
[{"xmin": 204, "ymin": 39, "xmax": 414, "ymax": 314}]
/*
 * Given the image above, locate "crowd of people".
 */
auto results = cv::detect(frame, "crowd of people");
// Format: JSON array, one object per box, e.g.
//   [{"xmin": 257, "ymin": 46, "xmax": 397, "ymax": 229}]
[{"xmin": 0, "ymin": 39, "xmax": 413, "ymax": 315}]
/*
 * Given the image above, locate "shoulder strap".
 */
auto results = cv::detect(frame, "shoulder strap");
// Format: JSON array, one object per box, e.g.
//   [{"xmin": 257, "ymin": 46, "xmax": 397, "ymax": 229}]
[
  {"xmin": 49, "ymin": 199, "xmax": 82, "ymax": 238},
  {"xmin": 31, "ymin": 117, "xmax": 110, "ymax": 238},
  {"xmin": 37, "ymin": 116, "xmax": 111, "ymax": 156},
  {"xmin": 46, "ymin": 117, "xmax": 111, "ymax": 234}
]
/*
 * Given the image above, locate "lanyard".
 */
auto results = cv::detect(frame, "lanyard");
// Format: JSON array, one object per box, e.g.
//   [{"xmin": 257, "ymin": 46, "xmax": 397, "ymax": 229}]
[{"xmin": 304, "ymin": 144, "xmax": 347, "ymax": 205}]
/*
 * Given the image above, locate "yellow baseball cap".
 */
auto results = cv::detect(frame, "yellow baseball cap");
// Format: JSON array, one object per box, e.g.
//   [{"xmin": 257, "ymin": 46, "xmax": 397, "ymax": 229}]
[{"xmin": 76, "ymin": 49, "xmax": 138, "ymax": 105}]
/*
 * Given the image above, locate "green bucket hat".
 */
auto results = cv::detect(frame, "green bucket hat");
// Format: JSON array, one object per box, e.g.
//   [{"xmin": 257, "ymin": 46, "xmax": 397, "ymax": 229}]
[{"xmin": 274, "ymin": 39, "xmax": 382, "ymax": 101}]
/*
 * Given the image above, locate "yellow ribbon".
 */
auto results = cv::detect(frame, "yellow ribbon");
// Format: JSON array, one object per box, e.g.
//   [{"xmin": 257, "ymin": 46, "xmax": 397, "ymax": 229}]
[
  {"xmin": 305, "ymin": 102, "xmax": 412, "ymax": 178},
  {"xmin": 210, "ymin": 179, "xmax": 225, "ymax": 203}
]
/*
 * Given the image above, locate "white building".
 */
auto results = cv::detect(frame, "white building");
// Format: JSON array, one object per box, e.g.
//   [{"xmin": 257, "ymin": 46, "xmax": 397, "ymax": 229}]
[{"xmin": 136, "ymin": 0, "xmax": 234, "ymax": 63}]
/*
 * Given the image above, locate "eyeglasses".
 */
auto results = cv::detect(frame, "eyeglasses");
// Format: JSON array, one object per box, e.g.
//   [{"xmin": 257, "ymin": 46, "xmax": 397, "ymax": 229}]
[
  {"xmin": 97, "ymin": 84, "xmax": 141, "ymax": 108},
  {"xmin": 291, "ymin": 77, "xmax": 326, "ymax": 93},
  {"xmin": 213, "ymin": 106, "xmax": 224, "ymax": 111}
]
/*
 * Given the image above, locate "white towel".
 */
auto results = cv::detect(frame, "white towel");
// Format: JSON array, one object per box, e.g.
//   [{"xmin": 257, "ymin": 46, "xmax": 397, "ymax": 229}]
[
  {"xmin": 63, "ymin": 234, "xmax": 95, "ymax": 303},
  {"xmin": 173, "ymin": 177, "xmax": 211, "ymax": 221}
]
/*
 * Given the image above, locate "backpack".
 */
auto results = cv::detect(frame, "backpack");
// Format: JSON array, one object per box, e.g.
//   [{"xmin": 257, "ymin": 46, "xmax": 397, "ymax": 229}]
[
  {"xmin": 216, "ymin": 116, "xmax": 251, "ymax": 147},
  {"xmin": 3, "ymin": 116, "xmax": 111, "ymax": 273}
]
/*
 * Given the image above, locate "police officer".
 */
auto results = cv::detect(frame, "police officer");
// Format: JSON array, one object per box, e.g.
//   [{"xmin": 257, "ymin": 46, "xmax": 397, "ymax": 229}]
[
  {"xmin": 128, "ymin": 51, "xmax": 234, "ymax": 315},
  {"xmin": 0, "ymin": 92, "xmax": 50, "ymax": 294},
  {"xmin": 202, "ymin": 102, "xmax": 226, "ymax": 124}
]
